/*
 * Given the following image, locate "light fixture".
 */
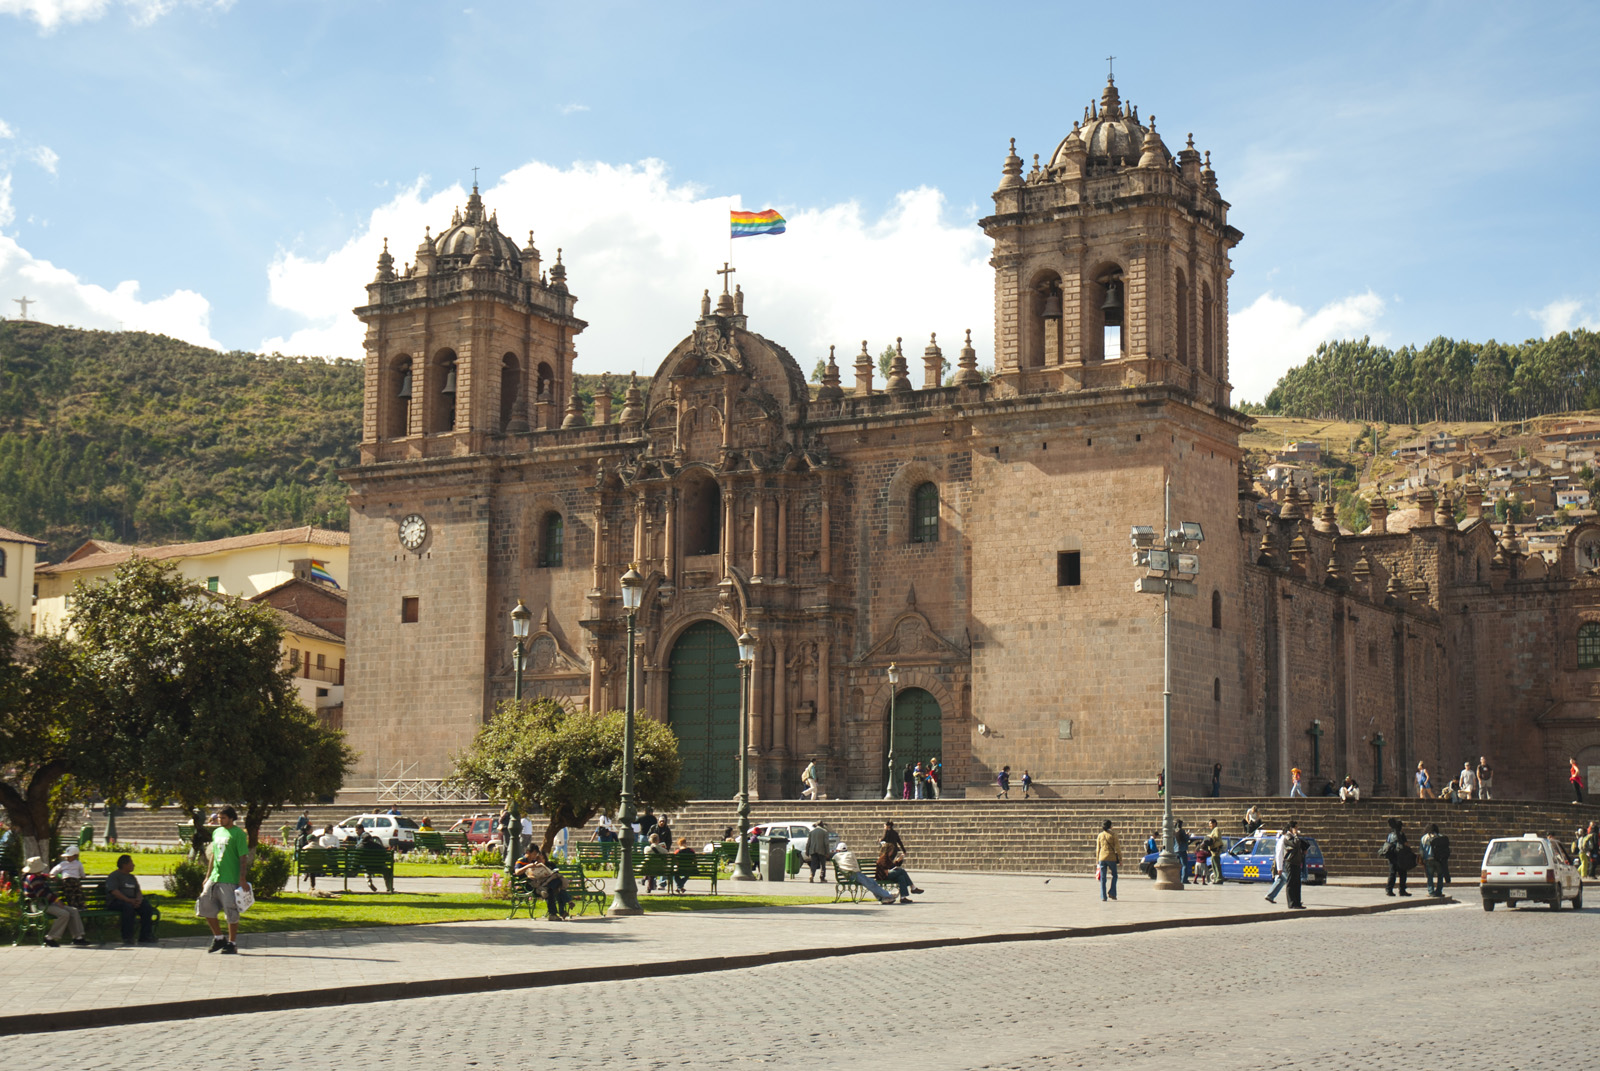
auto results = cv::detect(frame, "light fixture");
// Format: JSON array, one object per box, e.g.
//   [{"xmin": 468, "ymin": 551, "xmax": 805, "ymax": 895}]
[
  {"xmin": 887, "ymin": 662, "xmax": 899, "ymax": 685},
  {"xmin": 737, "ymin": 629, "xmax": 756, "ymax": 663},
  {"xmin": 1176, "ymin": 553, "xmax": 1200, "ymax": 575},
  {"xmin": 1180, "ymin": 521, "xmax": 1205, "ymax": 544},
  {"xmin": 1129, "ymin": 525, "xmax": 1156, "ymax": 547},
  {"xmin": 977, "ymin": 723, "xmax": 989, "ymax": 736},
  {"xmin": 1147, "ymin": 549, "xmax": 1172, "ymax": 572},
  {"xmin": 620, "ymin": 564, "xmax": 644, "ymax": 612},
  {"xmin": 510, "ymin": 599, "xmax": 531, "ymax": 639}
]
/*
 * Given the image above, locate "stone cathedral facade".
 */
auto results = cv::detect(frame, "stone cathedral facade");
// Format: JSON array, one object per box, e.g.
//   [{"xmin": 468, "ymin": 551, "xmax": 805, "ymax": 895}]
[{"xmin": 342, "ymin": 77, "xmax": 1600, "ymax": 802}]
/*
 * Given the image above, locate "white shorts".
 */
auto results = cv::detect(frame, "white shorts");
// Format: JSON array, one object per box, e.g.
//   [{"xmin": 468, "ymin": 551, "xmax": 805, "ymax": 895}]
[{"xmin": 195, "ymin": 880, "xmax": 241, "ymax": 923}]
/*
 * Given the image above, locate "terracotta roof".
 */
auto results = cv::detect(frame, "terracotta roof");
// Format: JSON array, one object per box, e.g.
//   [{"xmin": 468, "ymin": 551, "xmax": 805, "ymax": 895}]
[
  {"xmin": 37, "ymin": 526, "xmax": 348, "ymax": 575},
  {"xmin": 268, "ymin": 604, "xmax": 344, "ymax": 646},
  {"xmin": 0, "ymin": 525, "xmax": 45, "ymax": 546},
  {"xmin": 65, "ymin": 539, "xmax": 134, "ymax": 562}
]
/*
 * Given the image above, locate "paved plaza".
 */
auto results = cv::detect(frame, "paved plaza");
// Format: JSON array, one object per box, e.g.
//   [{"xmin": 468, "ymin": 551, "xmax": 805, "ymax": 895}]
[{"xmin": 30, "ymin": 891, "xmax": 1591, "ymax": 1069}]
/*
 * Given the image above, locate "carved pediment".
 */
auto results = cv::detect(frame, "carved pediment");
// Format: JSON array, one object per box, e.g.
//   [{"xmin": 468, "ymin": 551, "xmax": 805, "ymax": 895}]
[
  {"xmin": 862, "ymin": 610, "xmax": 965, "ymax": 663},
  {"xmin": 523, "ymin": 629, "xmax": 586, "ymax": 677}
]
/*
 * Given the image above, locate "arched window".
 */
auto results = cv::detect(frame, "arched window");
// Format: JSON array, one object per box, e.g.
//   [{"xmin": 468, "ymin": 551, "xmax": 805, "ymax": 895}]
[
  {"xmin": 680, "ymin": 474, "xmax": 722, "ymax": 557},
  {"xmin": 431, "ymin": 350, "xmax": 458, "ymax": 433},
  {"xmin": 911, "ymin": 482, "xmax": 939, "ymax": 544},
  {"xmin": 1212, "ymin": 588, "xmax": 1222, "ymax": 630},
  {"xmin": 388, "ymin": 356, "xmax": 413, "ymax": 438},
  {"xmin": 1175, "ymin": 271, "xmax": 1189, "ymax": 366},
  {"xmin": 500, "ymin": 353, "xmax": 522, "ymax": 432},
  {"xmin": 1089, "ymin": 268, "xmax": 1125, "ymax": 362},
  {"xmin": 1579, "ymin": 623, "xmax": 1600, "ymax": 668},
  {"xmin": 540, "ymin": 512, "xmax": 564, "ymax": 567}
]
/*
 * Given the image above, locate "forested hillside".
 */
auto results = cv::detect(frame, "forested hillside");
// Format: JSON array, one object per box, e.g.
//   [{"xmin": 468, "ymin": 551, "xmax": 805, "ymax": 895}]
[
  {"xmin": 1254, "ymin": 330, "xmax": 1600, "ymax": 422},
  {"xmin": 0, "ymin": 321, "xmax": 362, "ymax": 560}
]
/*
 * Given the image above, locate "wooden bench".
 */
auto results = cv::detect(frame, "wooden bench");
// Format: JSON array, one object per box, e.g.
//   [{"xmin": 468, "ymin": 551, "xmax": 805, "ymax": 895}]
[
  {"xmin": 577, "ymin": 841, "xmax": 621, "ymax": 872},
  {"xmin": 437, "ymin": 830, "xmax": 470, "ymax": 853},
  {"xmin": 15, "ymin": 877, "xmax": 163, "ymax": 945},
  {"xmin": 638, "ymin": 852, "xmax": 720, "ymax": 894},
  {"xmin": 831, "ymin": 861, "xmax": 890, "ymax": 904},
  {"xmin": 412, "ymin": 830, "xmax": 448, "ymax": 854},
  {"xmin": 506, "ymin": 862, "xmax": 606, "ymax": 919},
  {"xmin": 294, "ymin": 845, "xmax": 396, "ymax": 893}
]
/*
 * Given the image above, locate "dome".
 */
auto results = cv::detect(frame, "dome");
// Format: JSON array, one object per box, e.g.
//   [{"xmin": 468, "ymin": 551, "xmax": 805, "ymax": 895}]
[
  {"xmin": 1049, "ymin": 76, "xmax": 1148, "ymax": 169},
  {"xmin": 430, "ymin": 185, "xmax": 522, "ymax": 271}
]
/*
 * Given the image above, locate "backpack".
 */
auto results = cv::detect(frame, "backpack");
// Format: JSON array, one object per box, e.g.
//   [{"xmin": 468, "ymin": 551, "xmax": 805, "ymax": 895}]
[
  {"xmin": 1396, "ymin": 842, "xmax": 1417, "ymax": 871},
  {"xmin": 1434, "ymin": 835, "xmax": 1450, "ymax": 863}
]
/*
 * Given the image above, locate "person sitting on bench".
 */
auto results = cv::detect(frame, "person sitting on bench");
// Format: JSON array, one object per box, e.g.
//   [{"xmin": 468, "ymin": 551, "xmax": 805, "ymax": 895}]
[
  {"xmin": 515, "ymin": 847, "xmax": 570, "ymax": 920},
  {"xmin": 672, "ymin": 838, "xmax": 696, "ymax": 893},
  {"xmin": 103, "ymin": 854, "xmax": 158, "ymax": 944},
  {"xmin": 831, "ymin": 842, "xmax": 895, "ymax": 904},
  {"xmin": 874, "ymin": 841, "xmax": 924, "ymax": 904}
]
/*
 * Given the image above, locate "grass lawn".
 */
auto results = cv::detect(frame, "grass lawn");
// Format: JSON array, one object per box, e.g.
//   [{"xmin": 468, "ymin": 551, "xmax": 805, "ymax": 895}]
[{"xmin": 80, "ymin": 851, "xmax": 498, "ymax": 880}]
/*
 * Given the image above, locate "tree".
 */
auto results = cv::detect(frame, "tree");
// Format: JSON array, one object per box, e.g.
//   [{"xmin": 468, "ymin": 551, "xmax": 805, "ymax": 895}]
[
  {"xmin": 877, "ymin": 345, "xmax": 898, "ymax": 381},
  {"xmin": 239, "ymin": 702, "xmax": 355, "ymax": 848},
  {"xmin": 450, "ymin": 697, "xmax": 687, "ymax": 853},
  {"xmin": 70, "ymin": 557, "xmax": 346, "ymax": 854},
  {"xmin": 0, "ymin": 611, "xmax": 99, "ymax": 861},
  {"xmin": 810, "ymin": 359, "xmax": 826, "ymax": 383}
]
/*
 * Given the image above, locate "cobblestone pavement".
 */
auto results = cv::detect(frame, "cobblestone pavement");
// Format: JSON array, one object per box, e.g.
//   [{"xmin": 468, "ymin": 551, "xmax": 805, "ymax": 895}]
[{"xmin": 39, "ymin": 898, "xmax": 1591, "ymax": 1069}]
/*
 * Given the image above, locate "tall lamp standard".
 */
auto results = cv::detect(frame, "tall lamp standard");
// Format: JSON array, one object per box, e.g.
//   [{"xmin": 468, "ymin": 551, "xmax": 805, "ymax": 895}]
[
  {"xmin": 1129, "ymin": 476, "xmax": 1204, "ymax": 892},
  {"xmin": 505, "ymin": 599, "xmax": 531, "ymax": 878},
  {"xmin": 609, "ymin": 565, "xmax": 645, "ymax": 916},
  {"xmin": 882, "ymin": 663, "xmax": 900, "ymax": 799},
  {"xmin": 732, "ymin": 629, "xmax": 758, "ymax": 881}
]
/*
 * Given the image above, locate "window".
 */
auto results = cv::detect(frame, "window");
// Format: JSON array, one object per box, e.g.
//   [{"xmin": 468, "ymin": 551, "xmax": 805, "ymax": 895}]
[
  {"xmin": 1214, "ymin": 677, "xmax": 1222, "ymax": 701},
  {"xmin": 681, "ymin": 475, "xmax": 722, "ymax": 556},
  {"xmin": 0, "ymin": 547, "xmax": 6, "ymax": 577},
  {"xmin": 1580, "ymin": 623, "xmax": 1600, "ymax": 668},
  {"xmin": 401, "ymin": 596, "xmax": 419, "ymax": 623},
  {"xmin": 316, "ymin": 653, "xmax": 326, "ymax": 670},
  {"xmin": 287, "ymin": 648, "xmax": 299, "ymax": 674},
  {"xmin": 1211, "ymin": 589, "xmax": 1222, "ymax": 629},
  {"xmin": 540, "ymin": 512, "xmax": 564, "ymax": 567},
  {"xmin": 911, "ymin": 482, "xmax": 939, "ymax": 544},
  {"xmin": 207, "ymin": 576, "xmax": 220, "ymax": 592},
  {"xmin": 1057, "ymin": 551, "xmax": 1081, "ymax": 587}
]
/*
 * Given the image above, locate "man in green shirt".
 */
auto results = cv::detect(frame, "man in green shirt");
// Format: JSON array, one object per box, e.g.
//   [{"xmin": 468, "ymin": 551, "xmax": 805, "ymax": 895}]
[{"xmin": 195, "ymin": 806, "xmax": 251, "ymax": 954}]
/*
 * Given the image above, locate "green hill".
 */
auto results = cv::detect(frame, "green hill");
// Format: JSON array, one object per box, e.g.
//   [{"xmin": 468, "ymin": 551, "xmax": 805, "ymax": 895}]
[{"xmin": 0, "ymin": 321, "xmax": 363, "ymax": 560}]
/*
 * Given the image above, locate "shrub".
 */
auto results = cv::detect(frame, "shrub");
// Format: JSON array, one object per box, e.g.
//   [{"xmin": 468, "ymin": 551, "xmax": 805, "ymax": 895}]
[
  {"xmin": 471, "ymin": 848, "xmax": 503, "ymax": 868},
  {"xmin": 480, "ymin": 871, "xmax": 510, "ymax": 900},
  {"xmin": 164, "ymin": 856, "xmax": 207, "ymax": 900},
  {"xmin": 249, "ymin": 844, "xmax": 292, "ymax": 899}
]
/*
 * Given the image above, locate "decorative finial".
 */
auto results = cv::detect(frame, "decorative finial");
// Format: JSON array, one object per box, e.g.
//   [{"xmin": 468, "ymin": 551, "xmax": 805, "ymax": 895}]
[
  {"xmin": 1186, "ymin": 133, "xmax": 1195, "ymax": 149},
  {"xmin": 886, "ymin": 336, "xmax": 912, "ymax": 393},
  {"xmin": 1148, "ymin": 114, "xmax": 1156, "ymax": 130}
]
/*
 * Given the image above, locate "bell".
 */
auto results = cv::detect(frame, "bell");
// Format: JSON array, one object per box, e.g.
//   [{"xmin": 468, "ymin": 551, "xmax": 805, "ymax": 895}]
[
  {"xmin": 442, "ymin": 365, "xmax": 457, "ymax": 394},
  {"xmin": 396, "ymin": 369, "xmax": 412, "ymax": 399},
  {"xmin": 1101, "ymin": 279, "xmax": 1124, "ymax": 326},
  {"xmin": 1040, "ymin": 291, "xmax": 1062, "ymax": 319}
]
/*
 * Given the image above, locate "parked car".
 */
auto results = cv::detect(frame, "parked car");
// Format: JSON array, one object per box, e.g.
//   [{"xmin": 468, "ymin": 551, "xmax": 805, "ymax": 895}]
[
  {"xmin": 449, "ymin": 814, "xmax": 501, "ymax": 847},
  {"xmin": 1139, "ymin": 830, "xmax": 1326, "ymax": 884},
  {"xmin": 331, "ymin": 813, "xmax": 418, "ymax": 849},
  {"xmin": 1480, "ymin": 834, "xmax": 1583, "ymax": 911},
  {"xmin": 750, "ymin": 820, "xmax": 838, "ymax": 865}
]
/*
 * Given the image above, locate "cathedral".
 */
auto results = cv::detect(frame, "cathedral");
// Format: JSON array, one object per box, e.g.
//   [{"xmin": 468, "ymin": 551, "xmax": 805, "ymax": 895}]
[{"xmin": 342, "ymin": 76, "xmax": 1600, "ymax": 802}]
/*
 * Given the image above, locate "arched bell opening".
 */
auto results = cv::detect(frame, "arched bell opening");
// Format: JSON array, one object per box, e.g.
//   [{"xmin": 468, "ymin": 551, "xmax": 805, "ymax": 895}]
[
  {"xmin": 679, "ymin": 470, "xmax": 722, "ymax": 557},
  {"xmin": 430, "ymin": 349, "xmax": 458, "ymax": 433},
  {"xmin": 1026, "ymin": 270, "xmax": 1063, "ymax": 369},
  {"xmin": 387, "ymin": 355, "xmax": 413, "ymax": 438},
  {"xmin": 1088, "ymin": 267, "xmax": 1126, "ymax": 362},
  {"xmin": 500, "ymin": 352, "xmax": 523, "ymax": 432}
]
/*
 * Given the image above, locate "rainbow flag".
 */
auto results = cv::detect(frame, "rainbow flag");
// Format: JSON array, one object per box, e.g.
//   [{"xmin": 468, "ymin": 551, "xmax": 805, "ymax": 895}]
[
  {"xmin": 309, "ymin": 560, "xmax": 340, "ymax": 588},
  {"xmin": 731, "ymin": 209, "xmax": 786, "ymax": 238}
]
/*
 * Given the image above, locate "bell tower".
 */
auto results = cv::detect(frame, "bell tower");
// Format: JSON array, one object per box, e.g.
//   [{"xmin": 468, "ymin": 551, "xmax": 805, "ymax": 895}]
[
  {"xmin": 980, "ymin": 75, "xmax": 1242, "ymax": 407},
  {"xmin": 355, "ymin": 184, "xmax": 587, "ymax": 462}
]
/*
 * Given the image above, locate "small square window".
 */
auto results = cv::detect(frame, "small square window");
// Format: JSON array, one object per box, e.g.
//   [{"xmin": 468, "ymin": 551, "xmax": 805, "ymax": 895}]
[
  {"xmin": 401, "ymin": 596, "xmax": 420, "ymax": 623},
  {"xmin": 206, "ymin": 576, "xmax": 220, "ymax": 592},
  {"xmin": 1057, "ymin": 551, "xmax": 1081, "ymax": 587}
]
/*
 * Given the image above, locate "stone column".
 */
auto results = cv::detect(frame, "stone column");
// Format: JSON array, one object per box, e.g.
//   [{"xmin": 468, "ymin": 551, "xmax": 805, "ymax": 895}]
[
  {"xmin": 816, "ymin": 637, "xmax": 831, "ymax": 752},
  {"xmin": 773, "ymin": 638, "xmax": 789, "ymax": 756},
  {"xmin": 663, "ymin": 489, "xmax": 676, "ymax": 586},
  {"xmin": 776, "ymin": 491, "xmax": 788, "ymax": 579},
  {"xmin": 633, "ymin": 491, "xmax": 646, "ymax": 564},
  {"xmin": 752, "ymin": 493, "xmax": 766, "ymax": 578},
  {"xmin": 722, "ymin": 481, "xmax": 736, "ymax": 576},
  {"xmin": 820, "ymin": 485, "xmax": 832, "ymax": 578}
]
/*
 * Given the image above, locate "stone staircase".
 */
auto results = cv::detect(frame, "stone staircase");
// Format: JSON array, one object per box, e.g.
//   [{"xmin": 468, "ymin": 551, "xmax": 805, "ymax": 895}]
[{"xmin": 78, "ymin": 797, "xmax": 1600, "ymax": 880}]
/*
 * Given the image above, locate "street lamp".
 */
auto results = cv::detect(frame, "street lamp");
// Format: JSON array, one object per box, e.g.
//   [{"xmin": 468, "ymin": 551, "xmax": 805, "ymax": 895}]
[
  {"xmin": 732, "ymin": 628, "xmax": 759, "ymax": 881},
  {"xmin": 883, "ymin": 663, "xmax": 900, "ymax": 799},
  {"xmin": 505, "ymin": 598, "xmax": 532, "ymax": 878},
  {"xmin": 610, "ymin": 564, "xmax": 645, "ymax": 915},
  {"xmin": 1130, "ymin": 477, "xmax": 1203, "ymax": 892}
]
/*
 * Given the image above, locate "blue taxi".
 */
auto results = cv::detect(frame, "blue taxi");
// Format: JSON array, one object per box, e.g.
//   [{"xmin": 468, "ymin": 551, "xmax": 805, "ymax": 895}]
[{"xmin": 1138, "ymin": 830, "xmax": 1327, "ymax": 883}]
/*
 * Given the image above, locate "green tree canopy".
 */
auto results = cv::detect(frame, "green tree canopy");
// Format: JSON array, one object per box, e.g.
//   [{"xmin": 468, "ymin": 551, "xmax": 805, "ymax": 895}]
[{"xmin": 450, "ymin": 697, "xmax": 686, "ymax": 853}]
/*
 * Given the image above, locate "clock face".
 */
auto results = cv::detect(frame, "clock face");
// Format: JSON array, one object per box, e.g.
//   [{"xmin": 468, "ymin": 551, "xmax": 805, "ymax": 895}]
[{"xmin": 398, "ymin": 513, "xmax": 427, "ymax": 551}]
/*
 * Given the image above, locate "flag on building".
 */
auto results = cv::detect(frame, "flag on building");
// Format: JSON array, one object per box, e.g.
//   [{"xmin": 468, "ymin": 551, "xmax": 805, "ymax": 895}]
[
  {"xmin": 310, "ymin": 560, "xmax": 340, "ymax": 588},
  {"xmin": 731, "ymin": 209, "xmax": 786, "ymax": 238}
]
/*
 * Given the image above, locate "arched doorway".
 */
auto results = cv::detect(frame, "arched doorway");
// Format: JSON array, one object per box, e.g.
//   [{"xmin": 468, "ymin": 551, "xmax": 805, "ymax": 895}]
[
  {"xmin": 890, "ymin": 687, "xmax": 942, "ymax": 782},
  {"xmin": 667, "ymin": 621, "xmax": 740, "ymax": 798}
]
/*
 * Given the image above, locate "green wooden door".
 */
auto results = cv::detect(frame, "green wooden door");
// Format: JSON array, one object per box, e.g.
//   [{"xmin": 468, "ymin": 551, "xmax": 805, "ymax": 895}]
[
  {"xmin": 891, "ymin": 687, "xmax": 942, "ymax": 772},
  {"xmin": 667, "ymin": 621, "xmax": 741, "ymax": 798}
]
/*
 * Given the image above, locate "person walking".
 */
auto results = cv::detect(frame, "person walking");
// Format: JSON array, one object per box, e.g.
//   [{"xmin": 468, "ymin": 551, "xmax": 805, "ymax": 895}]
[
  {"xmin": 803, "ymin": 822, "xmax": 830, "ymax": 882},
  {"xmin": 1382, "ymin": 817, "xmax": 1414, "ymax": 897},
  {"xmin": 1205, "ymin": 819, "xmax": 1226, "ymax": 884},
  {"xmin": 1096, "ymin": 820, "xmax": 1121, "ymax": 901},
  {"xmin": 1020, "ymin": 770, "xmax": 1034, "ymax": 800},
  {"xmin": 196, "ymin": 806, "xmax": 251, "ymax": 954},
  {"xmin": 1570, "ymin": 757, "xmax": 1585, "ymax": 803},
  {"xmin": 902, "ymin": 762, "xmax": 915, "ymax": 801},
  {"xmin": 1289, "ymin": 767, "xmax": 1307, "ymax": 798},
  {"xmin": 801, "ymin": 760, "xmax": 820, "ymax": 800},
  {"xmin": 996, "ymin": 766, "xmax": 1011, "ymax": 799},
  {"xmin": 1476, "ymin": 756, "xmax": 1493, "ymax": 800},
  {"xmin": 1263, "ymin": 829, "xmax": 1290, "ymax": 905},
  {"xmin": 1415, "ymin": 762, "xmax": 1436, "ymax": 799},
  {"xmin": 1458, "ymin": 762, "xmax": 1476, "ymax": 800},
  {"xmin": 1174, "ymin": 820, "xmax": 1192, "ymax": 884},
  {"xmin": 1282, "ymin": 821, "xmax": 1308, "ymax": 909},
  {"xmin": 926, "ymin": 757, "xmax": 942, "ymax": 799},
  {"xmin": 1420, "ymin": 824, "xmax": 1444, "ymax": 896}
]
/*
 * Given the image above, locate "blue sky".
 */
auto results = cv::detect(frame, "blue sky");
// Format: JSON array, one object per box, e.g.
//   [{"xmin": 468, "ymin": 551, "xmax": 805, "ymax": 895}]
[{"xmin": 1, "ymin": 1, "xmax": 1598, "ymax": 402}]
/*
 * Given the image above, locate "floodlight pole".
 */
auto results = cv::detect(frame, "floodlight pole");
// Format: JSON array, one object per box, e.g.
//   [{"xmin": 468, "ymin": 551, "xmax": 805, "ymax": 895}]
[{"xmin": 1147, "ymin": 477, "xmax": 1185, "ymax": 891}]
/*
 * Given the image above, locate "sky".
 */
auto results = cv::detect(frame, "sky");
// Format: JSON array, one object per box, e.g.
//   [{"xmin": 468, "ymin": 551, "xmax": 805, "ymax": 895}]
[{"xmin": 1, "ymin": 2, "xmax": 1598, "ymax": 404}]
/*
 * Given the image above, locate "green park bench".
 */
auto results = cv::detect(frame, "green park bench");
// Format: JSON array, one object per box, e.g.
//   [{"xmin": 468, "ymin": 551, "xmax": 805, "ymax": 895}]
[
  {"xmin": 831, "ymin": 860, "xmax": 887, "ymax": 904},
  {"xmin": 177, "ymin": 822, "xmax": 196, "ymax": 847},
  {"xmin": 15, "ymin": 877, "xmax": 162, "ymax": 945},
  {"xmin": 412, "ymin": 830, "xmax": 448, "ymax": 854},
  {"xmin": 438, "ymin": 830, "xmax": 469, "ymax": 853},
  {"xmin": 577, "ymin": 841, "xmax": 621, "ymax": 871},
  {"xmin": 506, "ymin": 861, "xmax": 606, "ymax": 919},
  {"xmin": 638, "ymin": 851, "xmax": 720, "ymax": 894},
  {"xmin": 294, "ymin": 845, "xmax": 396, "ymax": 893}
]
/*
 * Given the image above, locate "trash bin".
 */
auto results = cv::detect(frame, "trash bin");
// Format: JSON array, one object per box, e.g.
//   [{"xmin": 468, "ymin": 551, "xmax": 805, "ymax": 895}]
[
  {"xmin": 759, "ymin": 835, "xmax": 788, "ymax": 882},
  {"xmin": 77, "ymin": 824, "xmax": 94, "ymax": 850}
]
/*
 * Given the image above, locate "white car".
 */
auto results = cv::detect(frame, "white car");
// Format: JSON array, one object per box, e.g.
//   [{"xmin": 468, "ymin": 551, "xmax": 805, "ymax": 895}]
[
  {"xmin": 1480, "ymin": 833, "xmax": 1583, "ymax": 911},
  {"xmin": 751, "ymin": 820, "xmax": 838, "ymax": 864},
  {"xmin": 331, "ymin": 813, "xmax": 418, "ymax": 849}
]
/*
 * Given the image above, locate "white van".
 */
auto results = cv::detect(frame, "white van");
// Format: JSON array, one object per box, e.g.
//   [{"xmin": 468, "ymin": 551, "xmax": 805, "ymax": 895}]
[{"xmin": 1479, "ymin": 834, "xmax": 1582, "ymax": 911}]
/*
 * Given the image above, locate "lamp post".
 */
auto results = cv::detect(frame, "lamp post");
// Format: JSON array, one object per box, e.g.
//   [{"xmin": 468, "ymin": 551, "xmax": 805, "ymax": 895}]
[
  {"xmin": 883, "ymin": 663, "xmax": 900, "ymax": 799},
  {"xmin": 1372, "ymin": 732, "xmax": 1386, "ymax": 794},
  {"xmin": 609, "ymin": 565, "xmax": 645, "ymax": 915},
  {"xmin": 505, "ymin": 599, "xmax": 532, "ymax": 877},
  {"xmin": 1130, "ymin": 476, "xmax": 1204, "ymax": 892},
  {"xmin": 732, "ymin": 629, "xmax": 758, "ymax": 881},
  {"xmin": 1308, "ymin": 719, "xmax": 1323, "ymax": 782}
]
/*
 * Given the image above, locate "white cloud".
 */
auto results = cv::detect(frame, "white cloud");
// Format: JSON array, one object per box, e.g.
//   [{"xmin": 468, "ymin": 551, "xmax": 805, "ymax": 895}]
[
  {"xmin": 0, "ymin": 173, "xmax": 219, "ymax": 345},
  {"xmin": 0, "ymin": 0, "xmax": 228, "ymax": 31},
  {"xmin": 1533, "ymin": 298, "xmax": 1600, "ymax": 338},
  {"xmin": 1229, "ymin": 290, "xmax": 1386, "ymax": 403},
  {"xmin": 0, "ymin": 120, "xmax": 13, "ymax": 140},
  {"xmin": 559, "ymin": 104, "xmax": 590, "ymax": 115},
  {"xmin": 262, "ymin": 159, "xmax": 995, "ymax": 377},
  {"xmin": 28, "ymin": 145, "xmax": 58, "ymax": 174}
]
